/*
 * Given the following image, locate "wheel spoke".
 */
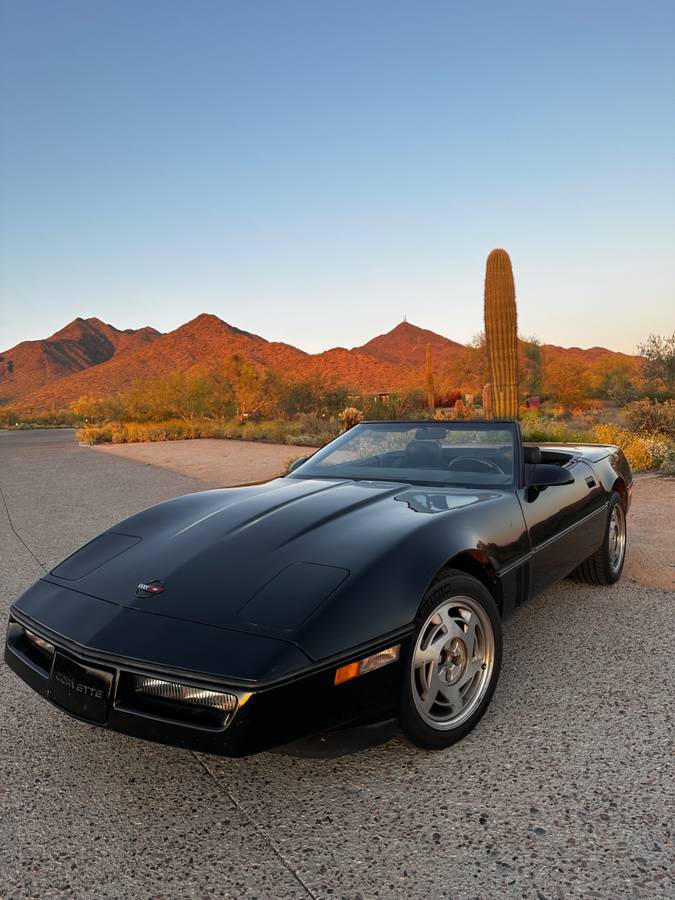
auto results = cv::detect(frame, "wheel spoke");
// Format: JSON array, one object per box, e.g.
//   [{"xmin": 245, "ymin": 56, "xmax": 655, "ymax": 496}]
[
  {"xmin": 432, "ymin": 606, "xmax": 469, "ymax": 645},
  {"xmin": 421, "ymin": 661, "xmax": 443, "ymax": 711},
  {"xmin": 456, "ymin": 656, "xmax": 482, "ymax": 690},
  {"xmin": 436, "ymin": 682, "xmax": 464, "ymax": 715},
  {"xmin": 461, "ymin": 613, "xmax": 478, "ymax": 658},
  {"xmin": 414, "ymin": 642, "xmax": 438, "ymax": 666}
]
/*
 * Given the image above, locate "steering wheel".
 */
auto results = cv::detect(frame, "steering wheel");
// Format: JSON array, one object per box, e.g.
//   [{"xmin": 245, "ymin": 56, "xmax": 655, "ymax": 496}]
[{"xmin": 447, "ymin": 456, "xmax": 502, "ymax": 474}]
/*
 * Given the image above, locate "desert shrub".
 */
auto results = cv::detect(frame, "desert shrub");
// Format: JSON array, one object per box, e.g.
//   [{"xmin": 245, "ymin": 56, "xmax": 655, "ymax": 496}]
[
  {"xmin": 242, "ymin": 421, "xmax": 294, "ymax": 442},
  {"xmin": 285, "ymin": 434, "xmax": 322, "ymax": 447},
  {"xmin": 361, "ymin": 393, "xmax": 421, "ymax": 420},
  {"xmin": 77, "ymin": 424, "xmax": 114, "ymax": 444},
  {"xmin": 589, "ymin": 361, "xmax": 639, "ymax": 404},
  {"xmin": 0, "ymin": 407, "xmax": 17, "ymax": 428},
  {"xmin": 2, "ymin": 408, "xmax": 80, "ymax": 429},
  {"xmin": 638, "ymin": 332, "xmax": 675, "ymax": 391},
  {"xmin": 519, "ymin": 415, "xmax": 672, "ymax": 471},
  {"xmin": 278, "ymin": 379, "xmax": 349, "ymax": 418},
  {"xmin": 659, "ymin": 446, "xmax": 675, "ymax": 476},
  {"xmin": 297, "ymin": 429, "xmax": 337, "ymax": 447},
  {"xmin": 214, "ymin": 419, "xmax": 314, "ymax": 444},
  {"xmin": 623, "ymin": 399, "xmax": 675, "ymax": 439},
  {"xmin": 339, "ymin": 407, "xmax": 363, "ymax": 429},
  {"xmin": 592, "ymin": 423, "xmax": 670, "ymax": 471},
  {"xmin": 520, "ymin": 414, "xmax": 592, "ymax": 444},
  {"xmin": 77, "ymin": 419, "xmax": 213, "ymax": 444},
  {"xmin": 294, "ymin": 411, "xmax": 332, "ymax": 432}
]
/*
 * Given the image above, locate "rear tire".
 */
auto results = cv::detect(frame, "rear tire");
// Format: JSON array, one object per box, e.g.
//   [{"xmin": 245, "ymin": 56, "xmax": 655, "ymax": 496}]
[
  {"xmin": 399, "ymin": 570, "xmax": 502, "ymax": 750},
  {"xmin": 571, "ymin": 491, "xmax": 626, "ymax": 585}
]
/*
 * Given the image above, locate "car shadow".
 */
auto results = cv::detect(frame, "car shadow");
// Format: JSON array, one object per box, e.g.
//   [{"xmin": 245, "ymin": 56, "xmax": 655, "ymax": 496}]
[{"xmin": 272, "ymin": 718, "xmax": 403, "ymax": 759}]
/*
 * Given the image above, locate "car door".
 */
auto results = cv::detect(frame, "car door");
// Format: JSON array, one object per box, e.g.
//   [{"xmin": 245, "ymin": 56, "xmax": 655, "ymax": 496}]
[{"xmin": 518, "ymin": 458, "xmax": 607, "ymax": 596}]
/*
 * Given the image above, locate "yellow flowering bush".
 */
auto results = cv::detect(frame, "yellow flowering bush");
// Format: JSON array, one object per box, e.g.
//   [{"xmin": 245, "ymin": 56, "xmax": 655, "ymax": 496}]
[{"xmin": 592, "ymin": 423, "xmax": 670, "ymax": 471}]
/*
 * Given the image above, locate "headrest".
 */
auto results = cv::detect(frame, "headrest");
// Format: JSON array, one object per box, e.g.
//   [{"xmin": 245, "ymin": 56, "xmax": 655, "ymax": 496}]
[
  {"xmin": 404, "ymin": 440, "xmax": 443, "ymax": 468},
  {"xmin": 523, "ymin": 445, "xmax": 542, "ymax": 465}
]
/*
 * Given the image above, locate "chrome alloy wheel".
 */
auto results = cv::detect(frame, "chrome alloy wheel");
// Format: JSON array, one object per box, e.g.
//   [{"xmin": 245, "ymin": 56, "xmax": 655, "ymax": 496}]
[
  {"xmin": 608, "ymin": 503, "xmax": 626, "ymax": 574},
  {"xmin": 411, "ymin": 595, "xmax": 495, "ymax": 730}
]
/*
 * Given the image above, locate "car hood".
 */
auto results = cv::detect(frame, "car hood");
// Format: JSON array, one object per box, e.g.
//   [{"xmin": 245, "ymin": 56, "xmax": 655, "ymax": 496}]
[{"xmin": 43, "ymin": 476, "xmax": 498, "ymax": 640}]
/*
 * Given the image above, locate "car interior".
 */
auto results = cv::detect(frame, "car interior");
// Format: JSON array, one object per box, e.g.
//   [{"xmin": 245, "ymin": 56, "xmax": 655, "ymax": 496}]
[
  {"xmin": 303, "ymin": 426, "xmax": 581, "ymax": 487},
  {"xmin": 364, "ymin": 441, "xmax": 575, "ymax": 474}
]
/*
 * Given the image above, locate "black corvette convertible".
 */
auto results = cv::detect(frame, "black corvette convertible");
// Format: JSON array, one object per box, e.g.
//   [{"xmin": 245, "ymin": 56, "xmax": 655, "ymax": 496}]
[{"xmin": 5, "ymin": 420, "xmax": 631, "ymax": 756}]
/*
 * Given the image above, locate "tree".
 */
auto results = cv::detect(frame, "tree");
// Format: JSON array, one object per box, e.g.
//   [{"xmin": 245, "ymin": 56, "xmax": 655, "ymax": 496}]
[
  {"xmin": 277, "ymin": 377, "xmax": 349, "ymax": 418},
  {"xmin": 437, "ymin": 334, "xmax": 488, "ymax": 399},
  {"xmin": 224, "ymin": 355, "xmax": 278, "ymax": 421},
  {"xmin": 153, "ymin": 371, "xmax": 217, "ymax": 427},
  {"xmin": 224, "ymin": 355, "xmax": 264, "ymax": 420},
  {"xmin": 638, "ymin": 333, "xmax": 675, "ymax": 391},
  {"xmin": 71, "ymin": 395, "xmax": 108, "ymax": 423},
  {"xmin": 279, "ymin": 380, "xmax": 320, "ymax": 417},
  {"xmin": 387, "ymin": 393, "xmax": 411, "ymax": 418},
  {"xmin": 542, "ymin": 359, "xmax": 587, "ymax": 409},
  {"xmin": 592, "ymin": 359, "xmax": 638, "ymax": 405}
]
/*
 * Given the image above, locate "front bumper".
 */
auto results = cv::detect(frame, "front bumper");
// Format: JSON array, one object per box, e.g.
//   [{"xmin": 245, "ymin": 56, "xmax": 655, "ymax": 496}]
[{"xmin": 5, "ymin": 609, "xmax": 408, "ymax": 757}]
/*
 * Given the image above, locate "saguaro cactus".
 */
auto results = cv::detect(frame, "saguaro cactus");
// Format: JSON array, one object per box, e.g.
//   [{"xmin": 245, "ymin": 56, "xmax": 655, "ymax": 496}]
[
  {"xmin": 484, "ymin": 249, "xmax": 519, "ymax": 418},
  {"xmin": 425, "ymin": 344, "xmax": 436, "ymax": 417}
]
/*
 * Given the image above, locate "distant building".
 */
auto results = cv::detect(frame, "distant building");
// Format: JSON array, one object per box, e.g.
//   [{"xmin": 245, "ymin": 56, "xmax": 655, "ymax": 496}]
[{"xmin": 373, "ymin": 392, "xmax": 390, "ymax": 403}]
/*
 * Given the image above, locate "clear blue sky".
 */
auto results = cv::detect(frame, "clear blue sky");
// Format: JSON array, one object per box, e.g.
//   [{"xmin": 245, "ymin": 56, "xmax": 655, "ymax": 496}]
[{"xmin": 1, "ymin": 0, "xmax": 673, "ymax": 354}]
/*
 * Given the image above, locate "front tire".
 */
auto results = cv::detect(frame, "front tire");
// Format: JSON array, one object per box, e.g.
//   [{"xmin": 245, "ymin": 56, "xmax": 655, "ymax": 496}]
[
  {"xmin": 571, "ymin": 491, "xmax": 627, "ymax": 585},
  {"xmin": 399, "ymin": 570, "xmax": 502, "ymax": 750}
]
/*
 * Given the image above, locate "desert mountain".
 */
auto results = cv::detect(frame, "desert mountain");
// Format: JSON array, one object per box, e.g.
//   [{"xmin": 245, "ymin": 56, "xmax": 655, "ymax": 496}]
[
  {"xmin": 355, "ymin": 320, "xmax": 464, "ymax": 368},
  {"xmin": 0, "ymin": 317, "xmax": 160, "ymax": 404},
  {"xmin": 3, "ymin": 314, "xmax": 641, "ymax": 413},
  {"xmin": 539, "ymin": 342, "xmax": 637, "ymax": 365},
  {"xmin": 14, "ymin": 314, "xmax": 416, "ymax": 410}
]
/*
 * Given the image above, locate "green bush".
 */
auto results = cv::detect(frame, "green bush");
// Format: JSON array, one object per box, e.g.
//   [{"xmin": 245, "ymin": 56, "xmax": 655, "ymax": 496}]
[
  {"xmin": 519, "ymin": 412, "xmax": 592, "ymax": 444},
  {"xmin": 659, "ymin": 446, "xmax": 675, "ymax": 476},
  {"xmin": 623, "ymin": 399, "xmax": 675, "ymax": 440}
]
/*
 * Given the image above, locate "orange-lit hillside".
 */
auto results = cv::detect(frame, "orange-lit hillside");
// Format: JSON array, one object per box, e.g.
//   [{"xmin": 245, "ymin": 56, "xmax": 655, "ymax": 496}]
[
  {"xmin": 0, "ymin": 314, "xmax": 644, "ymax": 413},
  {"xmin": 0, "ymin": 317, "xmax": 160, "ymax": 404}
]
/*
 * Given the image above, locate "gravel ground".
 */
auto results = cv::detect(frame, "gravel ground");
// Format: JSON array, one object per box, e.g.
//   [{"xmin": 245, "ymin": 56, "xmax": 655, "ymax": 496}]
[
  {"xmin": 623, "ymin": 475, "xmax": 675, "ymax": 590},
  {"xmin": 94, "ymin": 437, "xmax": 316, "ymax": 488},
  {"xmin": 1, "ymin": 429, "xmax": 673, "ymax": 900}
]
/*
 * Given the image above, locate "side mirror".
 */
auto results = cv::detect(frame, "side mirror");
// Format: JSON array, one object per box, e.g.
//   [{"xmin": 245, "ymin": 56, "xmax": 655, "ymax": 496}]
[
  {"xmin": 526, "ymin": 463, "xmax": 575, "ymax": 489},
  {"xmin": 287, "ymin": 456, "xmax": 309, "ymax": 475}
]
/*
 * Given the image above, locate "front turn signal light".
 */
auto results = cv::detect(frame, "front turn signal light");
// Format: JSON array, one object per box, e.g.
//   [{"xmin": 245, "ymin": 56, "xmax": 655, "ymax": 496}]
[{"xmin": 334, "ymin": 644, "xmax": 400, "ymax": 685}]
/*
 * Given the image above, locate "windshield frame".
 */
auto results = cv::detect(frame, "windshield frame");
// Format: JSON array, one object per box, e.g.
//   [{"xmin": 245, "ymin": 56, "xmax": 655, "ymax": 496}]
[{"xmin": 288, "ymin": 419, "xmax": 523, "ymax": 490}]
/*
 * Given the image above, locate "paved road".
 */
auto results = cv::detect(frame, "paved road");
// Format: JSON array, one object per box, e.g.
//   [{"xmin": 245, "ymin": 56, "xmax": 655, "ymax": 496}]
[{"xmin": 1, "ymin": 430, "xmax": 673, "ymax": 899}]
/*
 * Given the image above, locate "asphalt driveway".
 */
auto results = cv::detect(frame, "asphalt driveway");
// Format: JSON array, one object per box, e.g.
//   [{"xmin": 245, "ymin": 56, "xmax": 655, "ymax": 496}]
[{"xmin": 1, "ymin": 429, "xmax": 673, "ymax": 899}]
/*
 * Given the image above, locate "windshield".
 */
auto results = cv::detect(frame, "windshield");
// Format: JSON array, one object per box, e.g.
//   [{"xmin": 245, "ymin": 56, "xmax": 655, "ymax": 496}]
[{"xmin": 291, "ymin": 422, "xmax": 517, "ymax": 487}]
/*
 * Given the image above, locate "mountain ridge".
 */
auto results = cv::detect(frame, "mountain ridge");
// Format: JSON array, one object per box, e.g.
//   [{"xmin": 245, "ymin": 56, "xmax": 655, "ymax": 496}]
[
  {"xmin": 0, "ymin": 317, "xmax": 161, "ymax": 404},
  {"xmin": 1, "ymin": 314, "xmax": 642, "ymax": 412}
]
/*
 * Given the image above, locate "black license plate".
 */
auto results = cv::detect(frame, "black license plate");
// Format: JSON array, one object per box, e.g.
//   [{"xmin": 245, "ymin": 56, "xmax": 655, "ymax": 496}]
[{"xmin": 48, "ymin": 652, "xmax": 114, "ymax": 724}]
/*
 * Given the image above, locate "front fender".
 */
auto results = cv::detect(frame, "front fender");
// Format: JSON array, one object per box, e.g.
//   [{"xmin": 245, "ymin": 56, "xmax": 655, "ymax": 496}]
[{"xmin": 294, "ymin": 490, "xmax": 529, "ymax": 661}]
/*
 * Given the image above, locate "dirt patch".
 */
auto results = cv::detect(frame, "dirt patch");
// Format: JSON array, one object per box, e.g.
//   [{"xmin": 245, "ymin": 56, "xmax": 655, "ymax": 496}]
[
  {"xmin": 93, "ymin": 438, "xmax": 315, "ymax": 488},
  {"xmin": 92, "ymin": 439, "xmax": 674, "ymax": 590},
  {"xmin": 624, "ymin": 476, "xmax": 675, "ymax": 591}
]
